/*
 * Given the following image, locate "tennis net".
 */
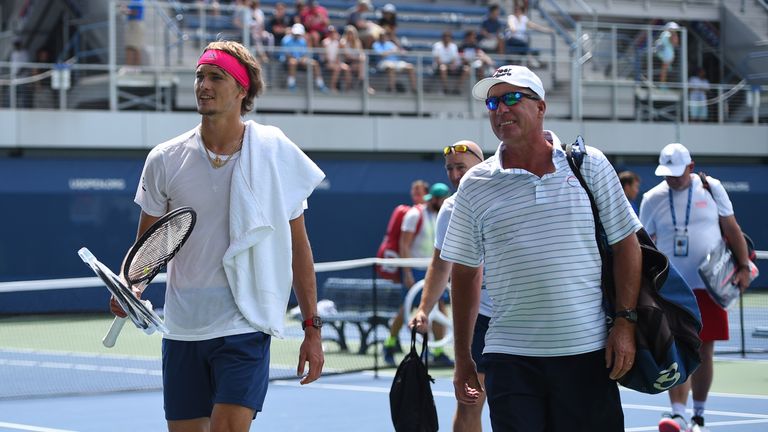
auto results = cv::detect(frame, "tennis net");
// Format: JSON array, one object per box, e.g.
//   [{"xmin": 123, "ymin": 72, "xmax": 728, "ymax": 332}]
[{"xmin": 0, "ymin": 257, "xmax": 433, "ymax": 399}]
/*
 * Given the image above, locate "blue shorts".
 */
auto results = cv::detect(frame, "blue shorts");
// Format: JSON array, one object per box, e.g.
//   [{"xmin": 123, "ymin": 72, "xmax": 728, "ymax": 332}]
[
  {"xmin": 471, "ymin": 314, "xmax": 490, "ymax": 373},
  {"xmin": 162, "ymin": 332, "xmax": 271, "ymax": 421}
]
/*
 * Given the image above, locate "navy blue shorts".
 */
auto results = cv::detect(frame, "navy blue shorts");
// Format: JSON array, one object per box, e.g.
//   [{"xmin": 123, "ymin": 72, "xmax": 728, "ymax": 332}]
[
  {"xmin": 483, "ymin": 349, "xmax": 624, "ymax": 431},
  {"xmin": 162, "ymin": 332, "xmax": 271, "ymax": 421},
  {"xmin": 471, "ymin": 314, "xmax": 490, "ymax": 373}
]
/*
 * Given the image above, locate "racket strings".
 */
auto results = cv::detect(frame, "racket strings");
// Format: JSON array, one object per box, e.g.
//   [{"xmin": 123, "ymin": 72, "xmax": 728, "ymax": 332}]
[{"xmin": 127, "ymin": 213, "xmax": 194, "ymax": 283}]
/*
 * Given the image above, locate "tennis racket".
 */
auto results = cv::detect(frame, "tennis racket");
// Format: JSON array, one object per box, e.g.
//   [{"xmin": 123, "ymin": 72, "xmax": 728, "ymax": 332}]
[
  {"xmin": 79, "ymin": 207, "xmax": 196, "ymax": 347},
  {"xmin": 104, "ymin": 206, "xmax": 196, "ymax": 347}
]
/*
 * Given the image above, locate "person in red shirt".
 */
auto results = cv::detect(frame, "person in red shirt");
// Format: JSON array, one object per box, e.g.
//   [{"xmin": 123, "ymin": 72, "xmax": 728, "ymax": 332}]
[{"xmin": 300, "ymin": 0, "xmax": 329, "ymax": 47}]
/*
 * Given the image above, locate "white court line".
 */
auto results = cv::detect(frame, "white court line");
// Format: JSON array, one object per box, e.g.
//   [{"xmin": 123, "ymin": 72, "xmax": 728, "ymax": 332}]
[
  {"xmin": 621, "ymin": 403, "xmax": 768, "ymax": 419},
  {"xmin": 0, "ymin": 359, "xmax": 161, "ymax": 376},
  {"xmin": 272, "ymin": 380, "xmax": 456, "ymax": 398},
  {"xmin": 0, "ymin": 422, "xmax": 78, "ymax": 432},
  {"xmin": 619, "ymin": 386, "xmax": 768, "ymax": 401},
  {"xmin": 626, "ymin": 418, "xmax": 768, "ymax": 431}
]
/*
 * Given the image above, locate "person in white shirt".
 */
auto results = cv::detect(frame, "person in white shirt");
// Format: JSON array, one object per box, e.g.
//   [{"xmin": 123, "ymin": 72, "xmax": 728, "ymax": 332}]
[
  {"xmin": 116, "ymin": 40, "xmax": 325, "ymax": 431},
  {"xmin": 639, "ymin": 143, "xmax": 752, "ymax": 432},
  {"xmin": 432, "ymin": 30, "xmax": 469, "ymax": 94},
  {"xmin": 442, "ymin": 65, "xmax": 642, "ymax": 430},
  {"xmin": 688, "ymin": 67, "xmax": 710, "ymax": 122}
]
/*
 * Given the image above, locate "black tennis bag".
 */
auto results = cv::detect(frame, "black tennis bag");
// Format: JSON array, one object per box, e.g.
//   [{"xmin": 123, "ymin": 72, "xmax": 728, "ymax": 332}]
[
  {"xmin": 390, "ymin": 327, "xmax": 439, "ymax": 432},
  {"xmin": 565, "ymin": 137, "xmax": 703, "ymax": 394}
]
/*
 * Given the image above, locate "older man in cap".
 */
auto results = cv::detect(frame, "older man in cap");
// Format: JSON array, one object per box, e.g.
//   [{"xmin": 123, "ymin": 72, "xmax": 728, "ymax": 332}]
[
  {"xmin": 639, "ymin": 143, "xmax": 752, "ymax": 432},
  {"xmin": 440, "ymin": 65, "xmax": 642, "ymax": 430}
]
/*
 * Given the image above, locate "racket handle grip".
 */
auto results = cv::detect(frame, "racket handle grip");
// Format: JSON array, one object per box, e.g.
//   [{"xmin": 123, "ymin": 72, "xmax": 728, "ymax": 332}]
[{"xmin": 103, "ymin": 316, "xmax": 128, "ymax": 348}]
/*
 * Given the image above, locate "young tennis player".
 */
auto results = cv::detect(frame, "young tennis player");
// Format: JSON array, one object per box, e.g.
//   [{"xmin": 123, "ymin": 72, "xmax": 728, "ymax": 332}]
[{"xmin": 121, "ymin": 40, "xmax": 326, "ymax": 431}]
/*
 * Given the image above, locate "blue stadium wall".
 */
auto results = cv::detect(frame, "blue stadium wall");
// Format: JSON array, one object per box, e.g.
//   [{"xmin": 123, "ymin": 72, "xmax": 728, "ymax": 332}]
[{"xmin": 1, "ymin": 155, "xmax": 766, "ymax": 313}]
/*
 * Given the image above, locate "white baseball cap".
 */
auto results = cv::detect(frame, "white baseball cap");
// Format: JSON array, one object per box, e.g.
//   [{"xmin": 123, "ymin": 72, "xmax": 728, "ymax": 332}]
[
  {"xmin": 291, "ymin": 23, "xmax": 306, "ymax": 35},
  {"xmin": 664, "ymin": 21, "xmax": 680, "ymax": 31},
  {"xmin": 655, "ymin": 143, "xmax": 692, "ymax": 177},
  {"xmin": 471, "ymin": 65, "xmax": 545, "ymax": 100}
]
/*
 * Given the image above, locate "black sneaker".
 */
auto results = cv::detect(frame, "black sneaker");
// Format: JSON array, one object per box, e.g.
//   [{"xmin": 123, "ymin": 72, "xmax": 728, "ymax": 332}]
[
  {"xmin": 430, "ymin": 352, "xmax": 455, "ymax": 368},
  {"xmin": 690, "ymin": 415, "xmax": 706, "ymax": 431}
]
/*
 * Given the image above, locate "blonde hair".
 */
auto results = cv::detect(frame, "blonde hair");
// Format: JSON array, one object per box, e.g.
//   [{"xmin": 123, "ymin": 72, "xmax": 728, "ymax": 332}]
[{"xmin": 201, "ymin": 40, "xmax": 265, "ymax": 114}]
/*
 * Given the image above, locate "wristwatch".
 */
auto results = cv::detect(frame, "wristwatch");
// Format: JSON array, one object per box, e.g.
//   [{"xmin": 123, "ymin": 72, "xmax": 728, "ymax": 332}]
[
  {"xmin": 301, "ymin": 316, "xmax": 323, "ymax": 330},
  {"xmin": 615, "ymin": 309, "xmax": 638, "ymax": 324}
]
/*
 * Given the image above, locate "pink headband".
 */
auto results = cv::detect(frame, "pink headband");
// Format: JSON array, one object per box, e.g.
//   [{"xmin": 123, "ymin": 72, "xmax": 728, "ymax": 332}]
[{"xmin": 197, "ymin": 49, "xmax": 250, "ymax": 91}]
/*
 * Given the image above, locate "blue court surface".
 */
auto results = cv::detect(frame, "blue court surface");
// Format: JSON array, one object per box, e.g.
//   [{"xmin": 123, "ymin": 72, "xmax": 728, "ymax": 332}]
[{"xmin": 1, "ymin": 371, "xmax": 767, "ymax": 432}]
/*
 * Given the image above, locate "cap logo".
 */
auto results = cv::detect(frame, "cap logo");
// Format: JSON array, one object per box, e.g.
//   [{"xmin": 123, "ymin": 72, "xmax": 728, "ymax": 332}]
[{"xmin": 492, "ymin": 67, "xmax": 514, "ymax": 78}]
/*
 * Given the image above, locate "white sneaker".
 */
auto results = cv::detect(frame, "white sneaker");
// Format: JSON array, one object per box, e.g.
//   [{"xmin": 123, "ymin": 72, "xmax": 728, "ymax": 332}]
[
  {"xmin": 658, "ymin": 413, "xmax": 688, "ymax": 432},
  {"xmin": 690, "ymin": 415, "xmax": 707, "ymax": 432}
]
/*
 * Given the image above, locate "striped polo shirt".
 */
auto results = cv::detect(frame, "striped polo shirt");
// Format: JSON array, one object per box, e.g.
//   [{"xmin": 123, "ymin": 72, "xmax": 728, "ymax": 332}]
[{"xmin": 441, "ymin": 142, "xmax": 641, "ymax": 357}]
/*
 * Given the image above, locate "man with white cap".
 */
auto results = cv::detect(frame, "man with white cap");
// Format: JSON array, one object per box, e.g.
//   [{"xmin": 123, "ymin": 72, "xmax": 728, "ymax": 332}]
[
  {"xmin": 440, "ymin": 65, "xmax": 642, "ymax": 430},
  {"xmin": 639, "ymin": 143, "xmax": 752, "ymax": 432},
  {"xmin": 279, "ymin": 23, "xmax": 328, "ymax": 92}
]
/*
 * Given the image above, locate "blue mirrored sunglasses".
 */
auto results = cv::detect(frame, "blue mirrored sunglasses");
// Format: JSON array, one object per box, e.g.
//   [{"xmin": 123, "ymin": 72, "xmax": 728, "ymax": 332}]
[{"xmin": 485, "ymin": 91, "xmax": 540, "ymax": 110}]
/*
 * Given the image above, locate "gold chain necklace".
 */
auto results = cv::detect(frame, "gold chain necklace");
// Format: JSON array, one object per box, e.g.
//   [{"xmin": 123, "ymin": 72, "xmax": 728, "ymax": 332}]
[{"xmin": 203, "ymin": 127, "xmax": 245, "ymax": 169}]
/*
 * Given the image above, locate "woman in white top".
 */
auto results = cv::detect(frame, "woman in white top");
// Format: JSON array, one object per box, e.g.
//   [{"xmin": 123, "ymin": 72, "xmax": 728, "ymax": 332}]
[
  {"xmin": 340, "ymin": 25, "xmax": 375, "ymax": 94},
  {"xmin": 505, "ymin": 4, "xmax": 551, "ymax": 57},
  {"xmin": 322, "ymin": 26, "xmax": 352, "ymax": 92}
]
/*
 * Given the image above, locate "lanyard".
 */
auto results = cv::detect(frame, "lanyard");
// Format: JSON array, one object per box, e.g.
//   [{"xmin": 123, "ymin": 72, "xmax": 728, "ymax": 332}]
[{"xmin": 668, "ymin": 185, "xmax": 693, "ymax": 234}]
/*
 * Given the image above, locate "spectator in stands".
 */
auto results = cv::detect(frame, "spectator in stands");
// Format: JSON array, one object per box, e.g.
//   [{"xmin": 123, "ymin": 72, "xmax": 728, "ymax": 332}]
[
  {"xmin": 372, "ymin": 31, "xmax": 417, "ymax": 93},
  {"xmin": 619, "ymin": 170, "xmax": 641, "ymax": 214},
  {"xmin": 300, "ymin": 0, "xmax": 329, "ymax": 48},
  {"xmin": 378, "ymin": 3, "xmax": 399, "ymax": 45},
  {"xmin": 322, "ymin": 26, "xmax": 352, "ymax": 92},
  {"xmin": 478, "ymin": 4, "xmax": 505, "ymax": 55},
  {"xmin": 280, "ymin": 23, "xmax": 329, "ymax": 92},
  {"xmin": 31, "ymin": 48, "xmax": 56, "ymax": 109},
  {"xmin": 289, "ymin": 0, "xmax": 306, "ymax": 25},
  {"xmin": 460, "ymin": 30, "xmax": 496, "ymax": 79},
  {"xmin": 267, "ymin": 2, "xmax": 292, "ymax": 46},
  {"xmin": 9, "ymin": 38, "xmax": 31, "ymax": 108},
  {"xmin": 347, "ymin": 0, "xmax": 382, "ymax": 49},
  {"xmin": 122, "ymin": 0, "xmax": 145, "ymax": 66},
  {"xmin": 432, "ymin": 31, "xmax": 469, "ymax": 95},
  {"xmin": 655, "ymin": 21, "xmax": 680, "ymax": 85},
  {"xmin": 234, "ymin": 0, "xmax": 274, "ymax": 63},
  {"xmin": 639, "ymin": 143, "xmax": 753, "ymax": 432},
  {"xmin": 341, "ymin": 25, "xmax": 375, "ymax": 94},
  {"xmin": 688, "ymin": 66, "xmax": 710, "ymax": 122},
  {"xmin": 505, "ymin": 3, "xmax": 552, "ymax": 64}
]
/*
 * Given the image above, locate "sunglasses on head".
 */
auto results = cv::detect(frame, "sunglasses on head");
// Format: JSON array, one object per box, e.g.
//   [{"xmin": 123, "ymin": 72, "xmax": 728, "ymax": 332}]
[
  {"xmin": 443, "ymin": 144, "xmax": 483, "ymax": 161},
  {"xmin": 485, "ymin": 91, "xmax": 540, "ymax": 111}
]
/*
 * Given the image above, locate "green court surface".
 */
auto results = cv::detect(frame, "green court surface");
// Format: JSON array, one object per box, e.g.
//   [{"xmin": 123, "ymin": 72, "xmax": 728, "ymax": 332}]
[{"xmin": 711, "ymin": 358, "xmax": 768, "ymax": 396}]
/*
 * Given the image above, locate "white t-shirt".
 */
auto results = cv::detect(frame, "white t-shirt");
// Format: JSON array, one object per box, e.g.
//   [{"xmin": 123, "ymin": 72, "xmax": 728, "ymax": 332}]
[
  {"xmin": 441, "ymin": 142, "xmax": 641, "ymax": 357},
  {"xmin": 432, "ymin": 41, "xmax": 460, "ymax": 66},
  {"xmin": 639, "ymin": 175, "xmax": 733, "ymax": 289},
  {"xmin": 135, "ymin": 124, "xmax": 302, "ymax": 341},
  {"xmin": 435, "ymin": 195, "xmax": 493, "ymax": 317},
  {"xmin": 507, "ymin": 14, "xmax": 529, "ymax": 41},
  {"xmin": 402, "ymin": 204, "xmax": 437, "ymax": 259}
]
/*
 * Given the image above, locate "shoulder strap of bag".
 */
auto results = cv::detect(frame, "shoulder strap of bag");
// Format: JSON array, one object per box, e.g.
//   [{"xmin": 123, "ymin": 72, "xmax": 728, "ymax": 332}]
[{"xmin": 562, "ymin": 136, "xmax": 615, "ymax": 310}]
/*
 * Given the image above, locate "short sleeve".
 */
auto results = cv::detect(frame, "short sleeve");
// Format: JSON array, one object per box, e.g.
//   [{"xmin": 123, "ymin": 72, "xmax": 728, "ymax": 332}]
[
  {"xmin": 401, "ymin": 206, "xmax": 421, "ymax": 233},
  {"xmin": 134, "ymin": 148, "xmax": 169, "ymax": 217},
  {"xmin": 440, "ymin": 184, "xmax": 483, "ymax": 267}
]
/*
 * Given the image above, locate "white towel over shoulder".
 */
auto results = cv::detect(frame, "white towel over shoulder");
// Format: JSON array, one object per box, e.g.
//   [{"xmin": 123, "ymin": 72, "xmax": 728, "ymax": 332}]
[{"xmin": 223, "ymin": 120, "xmax": 325, "ymax": 338}]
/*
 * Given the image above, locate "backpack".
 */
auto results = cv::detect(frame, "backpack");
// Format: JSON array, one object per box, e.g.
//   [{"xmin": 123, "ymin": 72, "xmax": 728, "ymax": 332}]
[
  {"xmin": 564, "ymin": 136, "xmax": 703, "ymax": 394},
  {"xmin": 376, "ymin": 204, "xmax": 423, "ymax": 281},
  {"xmin": 390, "ymin": 327, "xmax": 439, "ymax": 432}
]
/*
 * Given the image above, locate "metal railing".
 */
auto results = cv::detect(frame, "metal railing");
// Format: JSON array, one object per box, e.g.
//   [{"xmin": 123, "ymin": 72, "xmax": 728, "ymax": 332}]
[{"xmin": 0, "ymin": 0, "xmax": 765, "ymax": 124}]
